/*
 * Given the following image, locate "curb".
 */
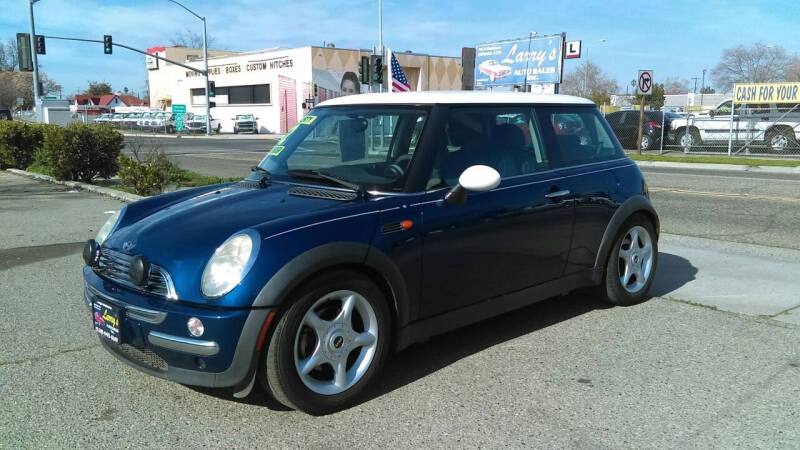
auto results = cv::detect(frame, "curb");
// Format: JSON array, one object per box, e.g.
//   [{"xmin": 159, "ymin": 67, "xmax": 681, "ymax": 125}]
[
  {"xmin": 122, "ymin": 133, "xmax": 284, "ymax": 140},
  {"xmin": 5, "ymin": 169, "xmax": 144, "ymax": 203},
  {"xmin": 634, "ymin": 160, "xmax": 800, "ymax": 175}
]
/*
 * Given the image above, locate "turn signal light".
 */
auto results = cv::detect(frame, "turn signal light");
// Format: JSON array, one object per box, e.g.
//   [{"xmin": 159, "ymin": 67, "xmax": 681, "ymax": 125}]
[{"xmin": 400, "ymin": 220, "xmax": 413, "ymax": 229}]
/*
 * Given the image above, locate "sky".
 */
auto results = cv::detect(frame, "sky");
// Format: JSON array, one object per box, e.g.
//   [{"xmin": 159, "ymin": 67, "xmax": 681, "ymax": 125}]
[{"xmin": 2, "ymin": 0, "xmax": 800, "ymax": 98}]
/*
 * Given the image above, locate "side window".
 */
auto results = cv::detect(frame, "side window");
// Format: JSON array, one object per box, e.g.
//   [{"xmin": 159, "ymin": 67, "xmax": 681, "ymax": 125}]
[
  {"xmin": 716, "ymin": 101, "xmax": 732, "ymax": 115},
  {"xmin": 427, "ymin": 107, "xmax": 549, "ymax": 188},
  {"xmin": 536, "ymin": 107, "xmax": 624, "ymax": 167}
]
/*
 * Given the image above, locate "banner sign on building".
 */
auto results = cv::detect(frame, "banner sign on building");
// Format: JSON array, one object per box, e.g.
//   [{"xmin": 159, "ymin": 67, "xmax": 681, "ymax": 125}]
[
  {"xmin": 146, "ymin": 46, "xmax": 165, "ymax": 71},
  {"xmin": 733, "ymin": 82, "xmax": 800, "ymax": 104},
  {"xmin": 474, "ymin": 34, "xmax": 563, "ymax": 87}
]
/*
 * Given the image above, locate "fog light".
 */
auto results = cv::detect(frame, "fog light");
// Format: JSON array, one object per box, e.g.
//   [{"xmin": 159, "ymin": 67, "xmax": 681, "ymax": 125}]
[{"xmin": 187, "ymin": 317, "xmax": 204, "ymax": 337}]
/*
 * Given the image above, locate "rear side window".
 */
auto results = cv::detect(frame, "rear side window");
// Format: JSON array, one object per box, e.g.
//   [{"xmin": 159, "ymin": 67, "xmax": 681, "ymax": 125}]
[{"xmin": 535, "ymin": 107, "xmax": 625, "ymax": 168}]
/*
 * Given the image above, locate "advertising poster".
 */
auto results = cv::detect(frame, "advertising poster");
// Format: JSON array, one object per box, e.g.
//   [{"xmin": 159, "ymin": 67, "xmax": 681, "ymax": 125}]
[{"xmin": 475, "ymin": 34, "xmax": 563, "ymax": 87}]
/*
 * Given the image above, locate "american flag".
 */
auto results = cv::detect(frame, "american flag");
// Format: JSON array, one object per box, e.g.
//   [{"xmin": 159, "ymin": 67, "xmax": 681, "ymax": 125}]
[{"xmin": 390, "ymin": 51, "xmax": 411, "ymax": 92}]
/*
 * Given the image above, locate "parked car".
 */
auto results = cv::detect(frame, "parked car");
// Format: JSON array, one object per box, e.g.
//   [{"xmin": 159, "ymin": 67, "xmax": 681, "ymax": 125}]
[
  {"xmin": 94, "ymin": 113, "xmax": 113, "ymax": 125},
  {"xmin": 184, "ymin": 114, "xmax": 221, "ymax": 133},
  {"xmin": 669, "ymin": 99, "xmax": 800, "ymax": 153},
  {"xmin": 605, "ymin": 110, "xmax": 682, "ymax": 150},
  {"xmin": 82, "ymin": 91, "xmax": 659, "ymax": 415},
  {"xmin": 233, "ymin": 114, "xmax": 258, "ymax": 134},
  {"xmin": 478, "ymin": 59, "xmax": 512, "ymax": 82},
  {"xmin": 0, "ymin": 109, "xmax": 12, "ymax": 120},
  {"xmin": 137, "ymin": 112, "xmax": 156, "ymax": 128},
  {"xmin": 108, "ymin": 113, "xmax": 125, "ymax": 127},
  {"xmin": 149, "ymin": 112, "xmax": 175, "ymax": 133}
]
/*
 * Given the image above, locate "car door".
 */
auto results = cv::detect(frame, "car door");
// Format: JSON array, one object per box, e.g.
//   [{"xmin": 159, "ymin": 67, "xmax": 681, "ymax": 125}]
[
  {"xmin": 604, "ymin": 112, "xmax": 626, "ymax": 146},
  {"xmin": 535, "ymin": 106, "xmax": 629, "ymax": 274},
  {"xmin": 419, "ymin": 106, "xmax": 574, "ymax": 318}
]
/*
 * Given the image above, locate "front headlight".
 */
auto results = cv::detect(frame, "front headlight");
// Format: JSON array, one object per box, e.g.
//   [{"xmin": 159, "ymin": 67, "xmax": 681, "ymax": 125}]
[
  {"xmin": 201, "ymin": 230, "xmax": 260, "ymax": 299},
  {"xmin": 96, "ymin": 209, "xmax": 122, "ymax": 245}
]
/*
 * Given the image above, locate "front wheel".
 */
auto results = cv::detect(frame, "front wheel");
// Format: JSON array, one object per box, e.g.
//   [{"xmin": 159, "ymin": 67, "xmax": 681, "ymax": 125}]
[
  {"xmin": 262, "ymin": 270, "xmax": 390, "ymax": 415},
  {"xmin": 600, "ymin": 214, "xmax": 658, "ymax": 305},
  {"xmin": 677, "ymin": 129, "xmax": 700, "ymax": 150}
]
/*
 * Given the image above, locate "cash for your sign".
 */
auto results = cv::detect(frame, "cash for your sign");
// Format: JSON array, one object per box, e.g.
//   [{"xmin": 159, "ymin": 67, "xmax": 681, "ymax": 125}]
[{"xmin": 735, "ymin": 83, "xmax": 800, "ymax": 103}]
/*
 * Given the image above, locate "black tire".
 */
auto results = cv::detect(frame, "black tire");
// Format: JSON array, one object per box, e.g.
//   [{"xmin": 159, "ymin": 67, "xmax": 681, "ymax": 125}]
[
  {"xmin": 766, "ymin": 129, "xmax": 798, "ymax": 154},
  {"xmin": 641, "ymin": 134, "xmax": 652, "ymax": 151},
  {"xmin": 677, "ymin": 128, "xmax": 701, "ymax": 149},
  {"xmin": 253, "ymin": 128, "xmax": 258, "ymax": 134},
  {"xmin": 599, "ymin": 214, "xmax": 658, "ymax": 306},
  {"xmin": 234, "ymin": 128, "xmax": 239, "ymax": 134},
  {"xmin": 261, "ymin": 270, "xmax": 391, "ymax": 415}
]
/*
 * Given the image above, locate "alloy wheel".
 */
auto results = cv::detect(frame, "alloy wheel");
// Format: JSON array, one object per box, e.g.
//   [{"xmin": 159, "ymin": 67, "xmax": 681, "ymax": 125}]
[
  {"xmin": 617, "ymin": 225, "xmax": 655, "ymax": 294},
  {"xmin": 770, "ymin": 133, "xmax": 789, "ymax": 153},
  {"xmin": 294, "ymin": 290, "xmax": 379, "ymax": 395}
]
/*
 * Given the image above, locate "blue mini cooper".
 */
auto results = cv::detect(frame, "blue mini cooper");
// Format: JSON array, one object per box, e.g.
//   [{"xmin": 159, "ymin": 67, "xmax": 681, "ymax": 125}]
[{"xmin": 83, "ymin": 91, "xmax": 659, "ymax": 415}]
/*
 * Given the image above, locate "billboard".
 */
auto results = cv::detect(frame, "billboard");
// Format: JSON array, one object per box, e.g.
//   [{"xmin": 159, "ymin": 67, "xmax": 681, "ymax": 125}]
[
  {"xmin": 733, "ymin": 82, "xmax": 800, "ymax": 104},
  {"xmin": 475, "ymin": 34, "xmax": 563, "ymax": 88}
]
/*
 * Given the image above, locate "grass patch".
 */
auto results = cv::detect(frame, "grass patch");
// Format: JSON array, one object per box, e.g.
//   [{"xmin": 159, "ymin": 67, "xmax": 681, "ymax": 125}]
[
  {"xmin": 174, "ymin": 168, "xmax": 240, "ymax": 188},
  {"xmin": 628, "ymin": 153, "xmax": 800, "ymax": 167},
  {"xmin": 25, "ymin": 162, "xmax": 53, "ymax": 176}
]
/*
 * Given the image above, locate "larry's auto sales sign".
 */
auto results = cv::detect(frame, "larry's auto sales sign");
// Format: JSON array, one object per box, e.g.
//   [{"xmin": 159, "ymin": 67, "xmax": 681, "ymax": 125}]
[{"xmin": 475, "ymin": 34, "xmax": 563, "ymax": 88}]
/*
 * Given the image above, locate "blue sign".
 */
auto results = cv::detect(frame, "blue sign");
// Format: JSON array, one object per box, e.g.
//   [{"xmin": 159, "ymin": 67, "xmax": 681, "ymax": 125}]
[{"xmin": 475, "ymin": 34, "xmax": 563, "ymax": 87}]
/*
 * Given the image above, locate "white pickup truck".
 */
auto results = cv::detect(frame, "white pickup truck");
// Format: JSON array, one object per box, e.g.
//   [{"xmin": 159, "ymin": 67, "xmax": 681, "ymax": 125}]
[{"xmin": 669, "ymin": 99, "xmax": 800, "ymax": 153}]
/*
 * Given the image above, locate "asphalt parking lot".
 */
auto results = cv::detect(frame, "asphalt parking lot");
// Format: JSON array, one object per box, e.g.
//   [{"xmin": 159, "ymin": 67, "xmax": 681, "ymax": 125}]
[{"xmin": 2, "ymin": 170, "xmax": 799, "ymax": 447}]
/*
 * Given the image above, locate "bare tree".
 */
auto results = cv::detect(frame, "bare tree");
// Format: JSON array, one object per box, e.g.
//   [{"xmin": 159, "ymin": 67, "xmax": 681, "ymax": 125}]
[
  {"xmin": 662, "ymin": 77, "xmax": 690, "ymax": 94},
  {"xmin": 560, "ymin": 60, "xmax": 619, "ymax": 104},
  {"xmin": 168, "ymin": 28, "xmax": 215, "ymax": 49},
  {"xmin": 1, "ymin": 38, "xmax": 20, "ymax": 71},
  {"xmin": 711, "ymin": 42, "xmax": 791, "ymax": 91},
  {"xmin": 788, "ymin": 58, "xmax": 800, "ymax": 82}
]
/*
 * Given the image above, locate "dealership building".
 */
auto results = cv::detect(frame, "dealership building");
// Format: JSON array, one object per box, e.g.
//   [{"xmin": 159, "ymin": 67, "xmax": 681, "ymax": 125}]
[{"xmin": 146, "ymin": 45, "xmax": 463, "ymax": 133}]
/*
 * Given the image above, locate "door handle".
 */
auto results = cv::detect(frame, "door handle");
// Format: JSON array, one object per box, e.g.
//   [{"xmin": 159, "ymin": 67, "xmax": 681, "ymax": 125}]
[{"xmin": 545, "ymin": 189, "xmax": 571, "ymax": 199}]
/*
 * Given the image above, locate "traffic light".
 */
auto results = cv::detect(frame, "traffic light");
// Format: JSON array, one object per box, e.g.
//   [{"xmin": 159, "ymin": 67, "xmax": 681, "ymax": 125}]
[
  {"xmin": 103, "ymin": 35, "xmax": 112, "ymax": 54},
  {"xmin": 370, "ymin": 54, "xmax": 384, "ymax": 84},
  {"xmin": 359, "ymin": 56, "xmax": 370, "ymax": 84},
  {"xmin": 313, "ymin": 83, "xmax": 318, "ymax": 97},
  {"xmin": 208, "ymin": 80, "xmax": 215, "ymax": 97},
  {"xmin": 35, "ymin": 35, "xmax": 45, "ymax": 55}
]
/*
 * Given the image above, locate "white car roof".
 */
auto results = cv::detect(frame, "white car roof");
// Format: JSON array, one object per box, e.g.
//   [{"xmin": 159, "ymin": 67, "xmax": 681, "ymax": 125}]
[{"xmin": 318, "ymin": 90, "xmax": 595, "ymax": 107}]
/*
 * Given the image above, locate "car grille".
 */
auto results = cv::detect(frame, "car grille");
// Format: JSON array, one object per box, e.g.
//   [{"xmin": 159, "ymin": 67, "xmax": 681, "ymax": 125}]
[
  {"xmin": 113, "ymin": 343, "xmax": 168, "ymax": 372},
  {"xmin": 96, "ymin": 248, "xmax": 177, "ymax": 299}
]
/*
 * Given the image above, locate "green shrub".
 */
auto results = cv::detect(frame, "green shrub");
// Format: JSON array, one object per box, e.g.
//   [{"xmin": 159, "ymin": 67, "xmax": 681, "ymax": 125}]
[
  {"xmin": 118, "ymin": 149, "xmax": 181, "ymax": 196},
  {"xmin": 0, "ymin": 121, "xmax": 44, "ymax": 169},
  {"xmin": 43, "ymin": 123, "xmax": 122, "ymax": 182}
]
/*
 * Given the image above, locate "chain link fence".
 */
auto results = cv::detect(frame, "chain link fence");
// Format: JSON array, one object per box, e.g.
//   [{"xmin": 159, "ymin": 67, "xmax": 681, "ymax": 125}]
[{"xmin": 605, "ymin": 103, "xmax": 800, "ymax": 157}]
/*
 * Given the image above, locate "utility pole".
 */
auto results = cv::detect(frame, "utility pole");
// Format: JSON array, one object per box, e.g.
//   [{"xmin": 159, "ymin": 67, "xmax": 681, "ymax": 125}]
[
  {"xmin": 700, "ymin": 69, "xmax": 706, "ymax": 108},
  {"xmin": 691, "ymin": 76, "xmax": 699, "ymax": 93},
  {"xmin": 377, "ymin": 0, "xmax": 383, "ymax": 92},
  {"xmin": 28, "ymin": 0, "xmax": 41, "ymax": 117}
]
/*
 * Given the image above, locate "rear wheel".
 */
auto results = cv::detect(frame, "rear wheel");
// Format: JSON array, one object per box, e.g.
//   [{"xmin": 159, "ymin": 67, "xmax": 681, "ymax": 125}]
[
  {"xmin": 767, "ymin": 129, "xmax": 798, "ymax": 154},
  {"xmin": 600, "ymin": 214, "xmax": 658, "ymax": 305},
  {"xmin": 262, "ymin": 270, "xmax": 390, "ymax": 415},
  {"xmin": 641, "ymin": 134, "xmax": 652, "ymax": 151}
]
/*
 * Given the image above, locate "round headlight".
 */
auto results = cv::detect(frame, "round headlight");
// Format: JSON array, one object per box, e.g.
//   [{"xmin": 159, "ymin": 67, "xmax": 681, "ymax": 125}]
[
  {"xmin": 201, "ymin": 231, "xmax": 259, "ymax": 299},
  {"xmin": 96, "ymin": 209, "xmax": 122, "ymax": 245}
]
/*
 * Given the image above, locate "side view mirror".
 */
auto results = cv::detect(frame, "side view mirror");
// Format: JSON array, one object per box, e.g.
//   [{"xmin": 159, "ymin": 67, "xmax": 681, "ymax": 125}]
[
  {"xmin": 445, "ymin": 165, "xmax": 501, "ymax": 205},
  {"xmin": 255, "ymin": 117, "xmax": 260, "ymax": 120},
  {"xmin": 708, "ymin": 110, "xmax": 715, "ymax": 118}
]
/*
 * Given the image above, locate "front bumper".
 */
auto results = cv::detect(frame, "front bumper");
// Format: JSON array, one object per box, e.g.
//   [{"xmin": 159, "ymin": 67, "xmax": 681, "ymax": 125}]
[{"xmin": 83, "ymin": 267, "xmax": 272, "ymax": 388}]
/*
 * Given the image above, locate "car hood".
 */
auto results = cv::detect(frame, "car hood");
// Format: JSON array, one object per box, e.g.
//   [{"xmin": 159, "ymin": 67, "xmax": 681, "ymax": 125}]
[{"xmin": 103, "ymin": 181, "xmax": 362, "ymax": 300}]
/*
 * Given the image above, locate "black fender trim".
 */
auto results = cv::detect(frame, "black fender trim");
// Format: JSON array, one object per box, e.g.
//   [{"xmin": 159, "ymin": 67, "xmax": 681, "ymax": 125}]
[
  {"xmin": 251, "ymin": 242, "xmax": 411, "ymax": 328},
  {"xmin": 591, "ymin": 195, "xmax": 660, "ymax": 284}
]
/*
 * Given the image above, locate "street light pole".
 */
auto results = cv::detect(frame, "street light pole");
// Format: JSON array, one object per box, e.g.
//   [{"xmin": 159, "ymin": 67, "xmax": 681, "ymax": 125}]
[
  {"xmin": 167, "ymin": 0, "xmax": 210, "ymax": 135},
  {"xmin": 378, "ymin": 0, "xmax": 383, "ymax": 92},
  {"xmin": 28, "ymin": 0, "xmax": 41, "ymax": 117}
]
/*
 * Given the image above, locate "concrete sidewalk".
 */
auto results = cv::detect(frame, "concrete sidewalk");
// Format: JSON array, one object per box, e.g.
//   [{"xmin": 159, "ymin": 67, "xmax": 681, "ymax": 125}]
[
  {"xmin": 122, "ymin": 132, "xmax": 284, "ymax": 140},
  {"xmin": 652, "ymin": 233, "xmax": 800, "ymax": 325}
]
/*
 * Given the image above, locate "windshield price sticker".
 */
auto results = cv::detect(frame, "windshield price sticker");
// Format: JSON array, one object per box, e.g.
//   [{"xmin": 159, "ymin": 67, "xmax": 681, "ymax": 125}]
[
  {"xmin": 268, "ymin": 145, "xmax": 285, "ymax": 156},
  {"xmin": 299, "ymin": 115, "xmax": 317, "ymax": 125}
]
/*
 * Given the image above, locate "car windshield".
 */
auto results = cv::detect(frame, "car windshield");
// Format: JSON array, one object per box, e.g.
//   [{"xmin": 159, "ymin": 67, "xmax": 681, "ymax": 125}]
[
  {"xmin": 258, "ymin": 106, "xmax": 430, "ymax": 191},
  {"xmin": 236, "ymin": 114, "xmax": 254, "ymax": 120}
]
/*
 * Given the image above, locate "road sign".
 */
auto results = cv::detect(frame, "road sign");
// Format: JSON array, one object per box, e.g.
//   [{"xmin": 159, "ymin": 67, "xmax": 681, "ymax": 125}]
[
  {"xmin": 565, "ymin": 40, "xmax": 581, "ymax": 59},
  {"xmin": 637, "ymin": 70, "xmax": 654, "ymax": 96},
  {"xmin": 172, "ymin": 104, "xmax": 186, "ymax": 131}
]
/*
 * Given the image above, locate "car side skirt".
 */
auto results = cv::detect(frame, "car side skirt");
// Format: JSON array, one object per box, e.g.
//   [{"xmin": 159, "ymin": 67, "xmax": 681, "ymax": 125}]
[{"xmin": 393, "ymin": 269, "xmax": 595, "ymax": 351}]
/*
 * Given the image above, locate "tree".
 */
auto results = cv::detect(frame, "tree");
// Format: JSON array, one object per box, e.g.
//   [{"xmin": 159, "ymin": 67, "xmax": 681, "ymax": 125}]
[
  {"xmin": 711, "ymin": 42, "xmax": 795, "ymax": 91},
  {"xmin": 700, "ymin": 86, "xmax": 716, "ymax": 94},
  {"xmin": 662, "ymin": 77, "xmax": 690, "ymax": 95},
  {"xmin": 84, "ymin": 81, "xmax": 113, "ymax": 95},
  {"xmin": 560, "ymin": 60, "xmax": 619, "ymax": 104},
  {"xmin": 0, "ymin": 38, "xmax": 19, "ymax": 71},
  {"xmin": 169, "ymin": 28, "xmax": 215, "ymax": 49},
  {"xmin": 0, "ymin": 70, "xmax": 59, "ymax": 108},
  {"xmin": 631, "ymin": 83, "xmax": 666, "ymax": 109}
]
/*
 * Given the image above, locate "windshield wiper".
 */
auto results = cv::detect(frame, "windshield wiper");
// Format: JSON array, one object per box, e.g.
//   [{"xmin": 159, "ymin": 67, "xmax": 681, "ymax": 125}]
[
  {"xmin": 250, "ymin": 166, "xmax": 271, "ymax": 187},
  {"xmin": 286, "ymin": 169, "xmax": 362, "ymax": 193}
]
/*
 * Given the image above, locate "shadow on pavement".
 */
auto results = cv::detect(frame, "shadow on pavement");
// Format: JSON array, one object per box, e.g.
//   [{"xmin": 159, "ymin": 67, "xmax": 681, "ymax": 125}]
[{"xmin": 648, "ymin": 252, "xmax": 698, "ymax": 297}]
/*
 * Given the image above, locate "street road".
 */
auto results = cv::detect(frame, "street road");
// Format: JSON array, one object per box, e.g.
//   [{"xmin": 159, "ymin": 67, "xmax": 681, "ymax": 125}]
[
  {"xmin": 130, "ymin": 136, "xmax": 800, "ymax": 250},
  {"xmin": 1, "ymin": 169, "xmax": 799, "ymax": 447}
]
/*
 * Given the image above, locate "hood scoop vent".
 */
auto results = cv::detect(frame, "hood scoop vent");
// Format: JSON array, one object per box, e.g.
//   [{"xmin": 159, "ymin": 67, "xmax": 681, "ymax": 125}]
[{"xmin": 288, "ymin": 186, "xmax": 358, "ymax": 201}]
